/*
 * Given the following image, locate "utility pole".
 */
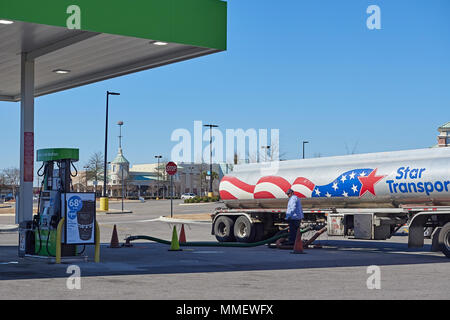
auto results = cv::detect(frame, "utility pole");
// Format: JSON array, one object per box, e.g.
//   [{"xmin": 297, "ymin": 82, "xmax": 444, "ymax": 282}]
[{"xmin": 204, "ymin": 124, "xmax": 218, "ymax": 197}]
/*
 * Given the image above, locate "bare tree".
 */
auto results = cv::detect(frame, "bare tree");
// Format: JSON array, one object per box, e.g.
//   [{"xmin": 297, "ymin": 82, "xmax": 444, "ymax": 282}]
[
  {"xmin": 345, "ymin": 140, "xmax": 359, "ymax": 155},
  {"xmin": 154, "ymin": 158, "xmax": 170, "ymax": 198},
  {"xmin": 267, "ymin": 141, "xmax": 286, "ymax": 161},
  {"xmin": 201, "ymin": 170, "xmax": 219, "ymax": 191},
  {"xmin": 2, "ymin": 167, "xmax": 20, "ymax": 196},
  {"xmin": 84, "ymin": 152, "xmax": 104, "ymax": 193},
  {"xmin": 0, "ymin": 171, "xmax": 5, "ymax": 186},
  {"xmin": 155, "ymin": 158, "xmax": 169, "ymax": 182},
  {"xmin": 247, "ymin": 140, "xmax": 286, "ymax": 163}
]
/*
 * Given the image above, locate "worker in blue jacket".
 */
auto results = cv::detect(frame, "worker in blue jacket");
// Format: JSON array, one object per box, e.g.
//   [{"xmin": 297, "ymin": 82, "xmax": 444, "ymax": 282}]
[{"xmin": 285, "ymin": 189, "xmax": 304, "ymax": 245}]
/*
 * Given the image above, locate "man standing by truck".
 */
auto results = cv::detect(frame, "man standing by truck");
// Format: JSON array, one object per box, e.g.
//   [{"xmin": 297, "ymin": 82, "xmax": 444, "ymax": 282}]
[{"xmin": 285, "ymin": 189, "xmax": 304, "ymax": 245}]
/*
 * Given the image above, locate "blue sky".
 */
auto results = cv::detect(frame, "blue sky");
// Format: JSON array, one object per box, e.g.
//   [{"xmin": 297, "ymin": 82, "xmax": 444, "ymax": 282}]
[{"xmin": 1, "ymin": 0, "xmax": 450, "ymax": 175}]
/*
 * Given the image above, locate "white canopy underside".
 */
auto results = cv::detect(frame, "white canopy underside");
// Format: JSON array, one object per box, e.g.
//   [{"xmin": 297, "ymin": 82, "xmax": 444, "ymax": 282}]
[{"xmin": 0, "ymin": 21, "xmax": 218, "ymax": 102}]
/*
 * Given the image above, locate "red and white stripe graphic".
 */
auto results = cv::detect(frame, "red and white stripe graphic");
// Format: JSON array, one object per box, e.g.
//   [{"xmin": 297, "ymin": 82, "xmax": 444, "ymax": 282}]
[
  {"xmin": 219, "ymin": 175, "xmax": 317, "ymax": 200},
  {"xmin": 290, "ymin": 177, "xmax": 315, "ymax": 198},
  {"xmin": 253, "ymin": 176, "xmax": 291, "ymax": 199},
  {"xmin": 219, "ymin": 176, "xmax": 255, "ymax": 200}
]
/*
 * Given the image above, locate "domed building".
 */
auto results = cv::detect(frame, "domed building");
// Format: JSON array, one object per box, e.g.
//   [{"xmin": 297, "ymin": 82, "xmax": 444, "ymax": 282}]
[{"xmin": 109, "ymin": 147, "xmax": 130, "ymax": 197}]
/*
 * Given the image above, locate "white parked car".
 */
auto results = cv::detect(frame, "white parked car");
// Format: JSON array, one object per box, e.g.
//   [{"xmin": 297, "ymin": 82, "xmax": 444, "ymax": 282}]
[{"xmin": 181, "ymin": 193, "xmax": 196, "ymax": 200}]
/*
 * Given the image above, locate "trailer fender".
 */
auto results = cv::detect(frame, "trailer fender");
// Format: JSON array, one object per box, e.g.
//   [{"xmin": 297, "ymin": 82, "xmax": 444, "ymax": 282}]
[
  {"xmin": 408, "ymin": 211, "xmax": 450, "ymax": 248},
  {"xmin": 438, "ymin": 222, "xmax": 450, "ymax": 258}
]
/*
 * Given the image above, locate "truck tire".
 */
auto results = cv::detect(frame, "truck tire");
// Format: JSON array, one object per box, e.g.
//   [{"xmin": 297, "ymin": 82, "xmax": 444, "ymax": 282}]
[
  {"xmin": 234, "ymin": 216, "xmax": 256, "ymax": 243},
  {"xmin": 254, "ymin": 223, "xmax": 265, "ymax": 242},
  {"xmin": 214, "ymin": 216, "xmax": 235, "ymax": 242},
  {"xmin": 438, "ymin": 222, "xmax": 450, "ymax": 258}
]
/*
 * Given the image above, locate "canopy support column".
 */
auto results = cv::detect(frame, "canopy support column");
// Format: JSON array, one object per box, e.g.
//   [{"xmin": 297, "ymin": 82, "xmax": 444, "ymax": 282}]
[{"xmin": 17, "ymin": 53, "xmax": 35, "ymax": 224}]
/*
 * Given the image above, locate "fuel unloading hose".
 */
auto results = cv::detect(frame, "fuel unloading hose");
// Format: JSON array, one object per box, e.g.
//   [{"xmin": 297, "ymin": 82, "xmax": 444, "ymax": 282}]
[{"xmin": 124, "ymin": 227, "xmax": 312, "ymax": 248}]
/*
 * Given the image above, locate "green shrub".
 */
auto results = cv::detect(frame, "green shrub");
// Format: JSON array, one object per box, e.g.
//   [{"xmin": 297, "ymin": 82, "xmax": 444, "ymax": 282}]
[{"xmin": 184, "ymin": 195, "xmax": 220, "ymax": 203}]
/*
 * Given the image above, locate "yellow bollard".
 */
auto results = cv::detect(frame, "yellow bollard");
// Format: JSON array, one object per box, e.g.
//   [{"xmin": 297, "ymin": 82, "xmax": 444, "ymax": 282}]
[
  {"xmin": 56, "ymin": 218, "xmax": 100, "ymax": 263},
  {"xmin": 55, "ymin": 218, "xmax": 65, "ymax": 264},
  {"xmin": 100, "ymin": 197, "xmax": 109, "ymax": 211},
  {"xmin": 94, "ymin": 221, "xmax": 100, "ymax": 263}
]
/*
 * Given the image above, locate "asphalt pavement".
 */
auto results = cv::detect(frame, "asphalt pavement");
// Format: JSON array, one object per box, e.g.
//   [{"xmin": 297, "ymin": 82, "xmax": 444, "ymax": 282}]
[{"xmin": 0, "ymin": 199, "xmax": 449, "ymax": 300}]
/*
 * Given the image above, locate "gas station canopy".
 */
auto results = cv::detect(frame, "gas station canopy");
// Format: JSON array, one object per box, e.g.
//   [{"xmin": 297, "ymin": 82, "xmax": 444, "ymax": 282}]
[
  {"xmin": 1, "ymin": 0, "xmax": 226, "ymax": 225},
  {"xmin": 0, "ymin": 0, "xmax": 227, "ymax": 101}
]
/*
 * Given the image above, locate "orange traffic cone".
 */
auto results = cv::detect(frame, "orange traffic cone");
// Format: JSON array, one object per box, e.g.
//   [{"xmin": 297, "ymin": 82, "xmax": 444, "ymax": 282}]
[
  {"xmin": 291, "ymin": 226, "xmax": 305, "ymax": 254},
  {"xmin": 179, "ymin": 224, "xmax": 186, "ymax": 243},
  {"xmin": 109, "ymin": 224, "xmax": 120, "ymax": 248}
]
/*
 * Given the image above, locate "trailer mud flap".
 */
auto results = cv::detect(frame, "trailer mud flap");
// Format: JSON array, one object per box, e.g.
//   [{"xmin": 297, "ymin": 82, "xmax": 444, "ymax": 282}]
[
  {"xmin": 408, "ymin": 214, "xmax": 429, "ymax": 248},
  {"xmin": 408, "ymin": 211, "xmax": 450, "ymax": 248}
]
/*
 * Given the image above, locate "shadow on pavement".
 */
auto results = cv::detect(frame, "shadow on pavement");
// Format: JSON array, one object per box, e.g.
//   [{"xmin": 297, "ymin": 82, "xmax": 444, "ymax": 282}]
[{"xmin": 0, "ymin": 237, "xmax": 449, "ymax": 281}]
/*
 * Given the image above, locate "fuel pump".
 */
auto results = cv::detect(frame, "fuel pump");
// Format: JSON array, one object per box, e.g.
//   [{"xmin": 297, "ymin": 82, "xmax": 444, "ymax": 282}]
[
  {"xmin": 18, "ymin": 148, "xmax": 97, "ymax": 260},
  {"xmin": 19, "ymin": 149, "xmax": 79, "ymax": 256},
  {"xmin": 31, "ymin": 148, "xmax": 80, "ymax": 257}
]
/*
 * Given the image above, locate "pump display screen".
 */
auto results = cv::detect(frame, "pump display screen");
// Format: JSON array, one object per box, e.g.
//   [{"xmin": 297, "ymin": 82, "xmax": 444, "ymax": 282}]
[{"xmin": 62, "ymin": 193, "xmax": 96, "ymax": 245}]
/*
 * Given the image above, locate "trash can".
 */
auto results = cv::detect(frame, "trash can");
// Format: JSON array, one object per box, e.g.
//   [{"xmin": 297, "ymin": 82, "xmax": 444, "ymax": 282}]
[{"xmin": 18, "ymin": 220, "xmax": 34, "ymax": 257}]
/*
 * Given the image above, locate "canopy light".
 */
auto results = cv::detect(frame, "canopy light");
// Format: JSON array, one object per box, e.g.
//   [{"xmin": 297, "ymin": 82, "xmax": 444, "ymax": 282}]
[
  {"xmin": 53, "ymin": 69, "xmax": 71, "ymax": 74},
  {"xmin": 0, "ymin": 19, "xmax": 14, "ymax": 24},
  {"xmin": 153, "ymin": 41, "xmax": 168, "ymax": 46}
]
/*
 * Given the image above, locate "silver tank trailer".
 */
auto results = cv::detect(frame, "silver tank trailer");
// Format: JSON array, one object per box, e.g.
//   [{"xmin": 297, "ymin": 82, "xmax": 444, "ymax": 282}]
[{"xmin": 219, "ymin": 147, "xmax": 450, "ymax": 209}]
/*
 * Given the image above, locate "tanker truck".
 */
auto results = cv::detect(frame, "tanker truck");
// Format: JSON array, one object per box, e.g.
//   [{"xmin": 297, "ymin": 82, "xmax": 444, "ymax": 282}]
[{"xmin": 212, "ymin": 147, "xmax": 450, "ymax": 258}]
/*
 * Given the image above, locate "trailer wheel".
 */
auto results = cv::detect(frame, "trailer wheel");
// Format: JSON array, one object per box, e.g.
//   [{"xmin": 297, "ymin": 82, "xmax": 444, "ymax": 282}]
[
  {"xmin": 254, "ymin": 223, "xmax": 265, "ymax": 242},
  {"xmin": 214, "ymin": 216, "xmax": 235, "ymax": 242},
  {"xmin": 438, "ymin": 222, "xmax": 450, "ymax": 258},
  {"xmin": 234, "ymin": 216, "xmax": 256, "ymax": 243}
]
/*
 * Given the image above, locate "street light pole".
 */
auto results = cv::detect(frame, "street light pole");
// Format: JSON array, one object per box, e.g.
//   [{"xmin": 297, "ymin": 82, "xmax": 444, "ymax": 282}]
[
  {"xmin": 204, "ymin": 124, "xmax": 218, "ymax": 197},
  {"xmin": 102, "ymin": 91, "xmax": 120, "ymax": 207},
  {"xmin": 118, "ymin": 121, "xmax": 123, "ymax": 149},
  {"xmin": 155, "ymin": 155, "xmax": 162, "ymax": 200},
  {"xmin": 121, "ymin": 163, "xmax": 124, "ymax": 212},
  {"xmin": 118, "ymin": 121, "xmax": 124, "ymax": 212},
  {"xmin": 261, "ymin": 145, "xmax": 271, "ymax": 162},
  {"xmin": 302, "ymin": 141, "xmax": 309, "ymax": 159}
]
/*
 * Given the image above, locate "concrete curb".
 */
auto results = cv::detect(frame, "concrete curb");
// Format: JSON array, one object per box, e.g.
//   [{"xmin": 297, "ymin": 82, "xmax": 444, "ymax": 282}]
[
  {"xmin": 0, "ymin": 224, "xmax": 18, "ymax": 232},
  {"xmin": 178, "ymin": 202, "xmax": 220, "ymax": 206},
  {"xmin": 99, "ymin": 209, "xmax": 133, "ymax": 214},
  {"xmin": 158, "ymin": 216, "xmax": 211, "ymax": 224}
]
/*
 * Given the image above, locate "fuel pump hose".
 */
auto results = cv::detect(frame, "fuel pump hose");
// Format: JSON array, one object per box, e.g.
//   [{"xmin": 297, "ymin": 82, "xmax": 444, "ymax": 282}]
[{"xmin": 124, "ymin": 227, "xmax": 312, "ymax": 248}]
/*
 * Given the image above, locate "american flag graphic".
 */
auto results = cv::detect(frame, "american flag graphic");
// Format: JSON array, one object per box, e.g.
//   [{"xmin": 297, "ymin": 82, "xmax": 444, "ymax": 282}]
[
  {"xmin": 219, "ymin": 168, "xmax": 386, "ymax": 200},
  {"xmin": 309, "ymin": 168, "xmax": 382, "ymax": 198},
  {"xmin": 219, "ymin": 176, "xmax": 255, "ymax": 200}
]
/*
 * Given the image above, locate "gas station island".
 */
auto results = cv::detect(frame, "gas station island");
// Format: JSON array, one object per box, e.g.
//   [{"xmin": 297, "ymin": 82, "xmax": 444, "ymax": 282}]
[{"xmin": 0, "ymin": 0, "xmax": 227, "ymax": 261}]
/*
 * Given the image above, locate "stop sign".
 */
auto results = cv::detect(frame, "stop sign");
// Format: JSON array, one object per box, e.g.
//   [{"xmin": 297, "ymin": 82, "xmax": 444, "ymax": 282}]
[{"xmin": 165, "ymin": 162, "xmax": 177, "ymax": 176}]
